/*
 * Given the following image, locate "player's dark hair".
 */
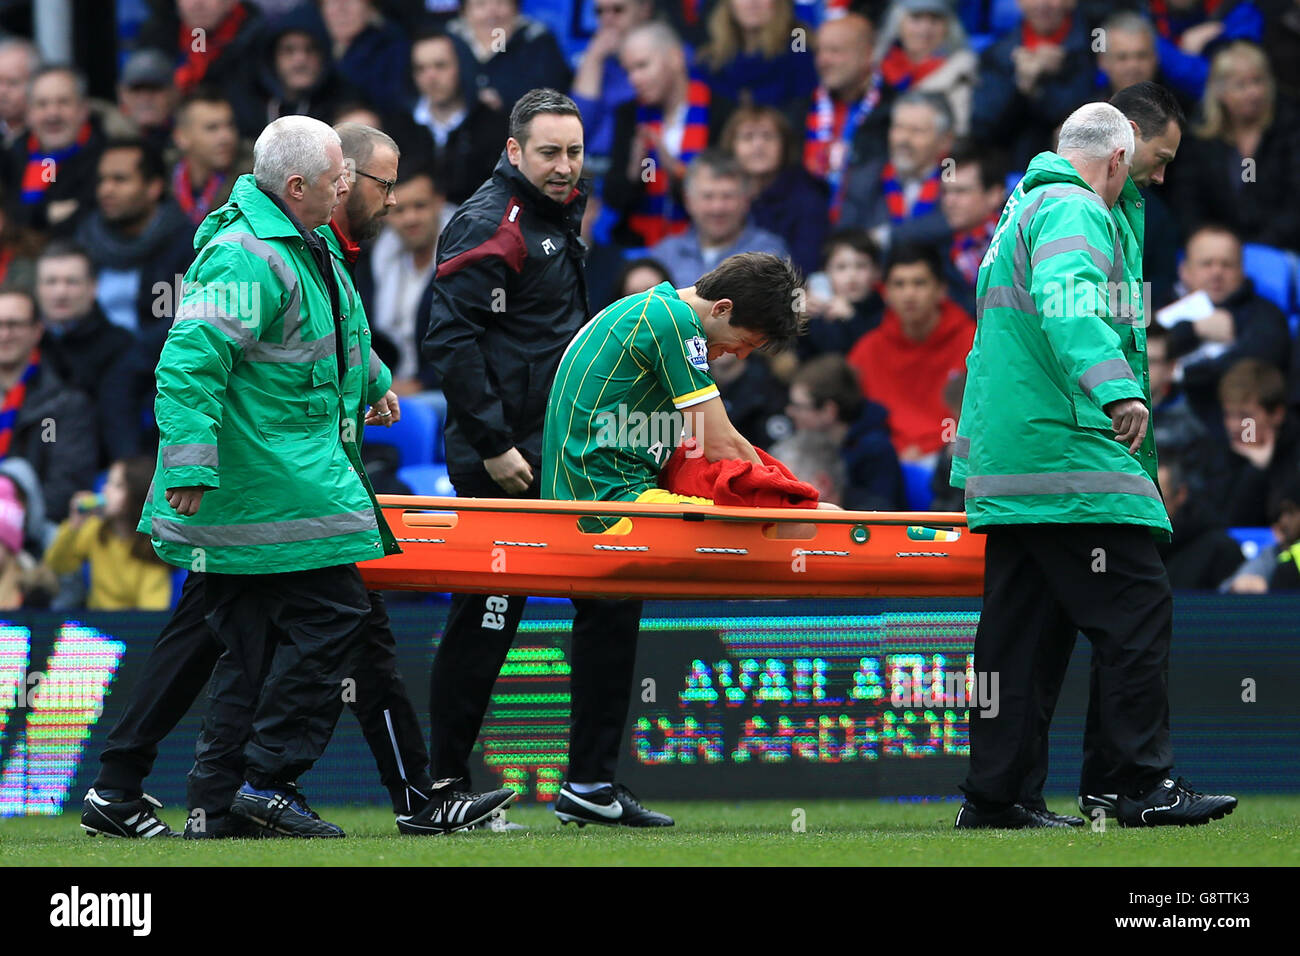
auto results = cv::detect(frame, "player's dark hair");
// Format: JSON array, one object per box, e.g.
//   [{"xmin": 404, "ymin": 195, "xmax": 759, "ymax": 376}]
[
  {"xmin": 884, "ymin": 242, "xmax": 945, "ymax": 282},
  {"xmin": 1110, "ymin": 81, "xmax": 1186, "ymax": 137},
  {"xmin": 696, "ymin": 252, "xmax": 805, "ymax": 354},
  {"xmin": 791, "ymin": 354, "xmax": 863, "ymax": 423},
  {"xmin": 509, "ymin": 88, "xmax": 582, "ymax": 146},
  {"xmin": 102, "ymin": 137, "xmax": 167, "ymax": 183}
]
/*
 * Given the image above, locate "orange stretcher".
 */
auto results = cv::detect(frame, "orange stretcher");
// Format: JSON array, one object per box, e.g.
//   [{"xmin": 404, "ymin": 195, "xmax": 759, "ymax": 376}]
[{"xmin": 359, "ymin": 496, "xmax": 985, "ymax": 599}]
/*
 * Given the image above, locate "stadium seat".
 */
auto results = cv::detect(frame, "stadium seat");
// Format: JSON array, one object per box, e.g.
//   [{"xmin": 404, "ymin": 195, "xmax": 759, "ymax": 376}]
[
  {"xmin": 1241, "ymin": 244, "xmax": 1298, "ymax": 315},
  {"xmin": 401, "ymin": 392, "xmax": 446, "ymax": 463},
  {"xmin": 365, "ymin": 399, "xmax": 439, "ymax": 467},
  {"xmin": 397, "ymin": 464, "xmax": 456, "ymax": 497},
  {"xmin": 1227, "ymin": 527, "xmax": 1275, "ymax": 560},
  {"xmin": 900, "ymin": 460, "xmax": 936, "ymax": 511},
  {"xmin": 1005, "ymin": 171, "xmax": 1023, "ymax": 194},
  {"xmin": 969, "ymin": 34, "xmax": 996, "ymax": 54}
]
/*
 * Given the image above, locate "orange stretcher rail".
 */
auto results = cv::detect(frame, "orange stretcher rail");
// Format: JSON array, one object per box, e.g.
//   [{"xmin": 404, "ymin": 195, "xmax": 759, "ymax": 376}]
[{"xmin": 358, "ymin": 495, "xmax": 985, "ymax": 599}]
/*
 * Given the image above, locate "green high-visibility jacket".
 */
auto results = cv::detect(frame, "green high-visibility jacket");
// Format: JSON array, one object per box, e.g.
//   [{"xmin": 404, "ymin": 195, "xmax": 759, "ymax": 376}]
[
  {"xmin": 139, "ymin": 174, "xmax": 401, "ymax": 573},
  {"xmin": 950, "ymin": 152, "xmax": 1171, "ymax": 539}
]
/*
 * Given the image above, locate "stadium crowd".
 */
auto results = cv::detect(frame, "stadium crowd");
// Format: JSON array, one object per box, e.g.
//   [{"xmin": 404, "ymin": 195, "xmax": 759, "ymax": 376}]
[{"xmin": 1, "ymin": 0, "xmax": 1299, "ymax": 610}]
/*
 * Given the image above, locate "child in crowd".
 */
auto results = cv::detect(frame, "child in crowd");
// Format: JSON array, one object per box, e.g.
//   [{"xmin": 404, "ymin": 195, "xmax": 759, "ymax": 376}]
[
  {"xmin": 798, "ymin": 228, "xmax": 884, "ymax": 360},
  {"xmin": 43, "ymin": 457, "xmax": 172, "ymax": 610}
]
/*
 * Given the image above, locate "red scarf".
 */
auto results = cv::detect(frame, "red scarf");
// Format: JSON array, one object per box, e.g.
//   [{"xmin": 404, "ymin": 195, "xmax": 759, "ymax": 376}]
[
  {"xmin": 173, "ymin": 159, "xmax": 227, "ymax": 225},
  {"xmin": 626, "ymin": 79, "xmax": 712, "ymax": 247},
  {"xmin": 0, "ymin": 348, "xmax": 40, "ymax": 458},
  {"xmin": 950, "ymin": 213, "xmax": 999, "ymax": 286},
  {"xmin": 881, "ymin": 162, "xmax": 942, "ymax": 223},
  {"xmin": 175, "ymin": 2, "xmax": 250, "ymax": 94},
  {"xmin": 804, "ymin": 80, "xmax": 881, "ymax": 223},
  {"xmin": 20, "ymin": 122, "xmax": 92, "ymax": 204},
  {"xmin": 329, "ymin": 218, "xmax": 361, "ymax": 267},
  {"xmin": 879, "ymin": 44, "xmax": 946, "ymax": 92},
  {"xmin": 1149, "ymin": 0, "xmax": 1224, "ymax": 40},
  {"xmin": 1021, "ymin": 17, "xmax": 1072, "ymax": 50}
]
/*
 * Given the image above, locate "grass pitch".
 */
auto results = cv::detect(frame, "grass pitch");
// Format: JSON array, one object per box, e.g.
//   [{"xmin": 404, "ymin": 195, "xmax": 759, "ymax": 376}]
[{"xmin": 3, "ymin": 797, "xmax": 1297, "ymax": 867}]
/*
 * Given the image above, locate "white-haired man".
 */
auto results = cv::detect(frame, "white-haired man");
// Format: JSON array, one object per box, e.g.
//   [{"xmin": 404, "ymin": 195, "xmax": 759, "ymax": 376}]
[
  {"xmin": 949, "ymin": 102, "xmax": 1237, "ymax": 829},
  {"xmin": 135, "ymin": 115, "xmax": 393, "ymax": 838}
]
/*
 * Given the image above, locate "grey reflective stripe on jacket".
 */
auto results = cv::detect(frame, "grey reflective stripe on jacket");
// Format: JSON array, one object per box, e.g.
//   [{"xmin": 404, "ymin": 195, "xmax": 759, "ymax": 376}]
[
  {"xmin": 151, "ymin": 508, "xmax": 379, "ymax": 547},
  {"xmin": 965, "ymin": 470, "xmax": 1161, "ymax": 500},
  {"xmin": 162, "ymin": 443, "xmax": 219, "ymax": 469}
]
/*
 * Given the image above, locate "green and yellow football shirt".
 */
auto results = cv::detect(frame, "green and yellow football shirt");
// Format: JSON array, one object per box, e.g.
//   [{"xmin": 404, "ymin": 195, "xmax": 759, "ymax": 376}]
[{"xmin": 543, "ymin": 282, "xmax": 719, "ymax": 502}]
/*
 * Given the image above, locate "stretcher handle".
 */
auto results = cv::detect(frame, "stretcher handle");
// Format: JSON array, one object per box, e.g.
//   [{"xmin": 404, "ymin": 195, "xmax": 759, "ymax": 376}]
[{"xmin": 377, "ymin": 494, "xmax": 969, "ymax": 528}]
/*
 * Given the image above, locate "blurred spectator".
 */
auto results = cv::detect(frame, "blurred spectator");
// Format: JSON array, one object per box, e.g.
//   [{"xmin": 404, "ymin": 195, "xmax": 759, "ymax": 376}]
[
  {"xmin": 694, "ymin": 0, "xmax": 819, "ymax": 126},
  {"xmin": 1221, "ymin": 465, "xmax": 1300, "ymax": 592},
  {"xmin": 140, "ymin": 0, "xmax": 266, "ymax": 97},
  {"xmin": 928, "ymin": 366, "xmax": 966, "ymax": 510},
  {"xmin": 367, "ymin": 168, "xmax": 444, "ymax": 393},
  {"xmin": 1165, "ymin": 224, "xmax": 1290, "ymax": 417},
  {"xmin": 1096, "ymin": 11, "xmax": 1195, "ymax": 113},
  {"xmin": 802, "ymin": 13, "xmax": 892, "ymax": 223},
  {"xmin": 446, "ymin": 0, "xmax": 573, "ymax": 112},
  {"xmin": 606, "ymin": 21, "xmax": 737, "ymax": 247},
  {"xmin": 320, "ymin": 0, "xmax": 410, "ymax": 109},
  {"xmin": 937, "ymin": 139, "xmax": 1006, "ymax": 315},
  {"xmin": 0, "ymin": 474, "xmax": 54, "ymax": 609},
  {"xmin": 112, "ymin": 50, "xmax": 180, "ymax": 157},
  {"xmin": 970, "ymin": 0, "xmax": 1096, "ymax": 169},
  {"xmin": 799, "ymin": 227, "xmax": 884, "ymax": 358},
  {"xmin": 1156, "ymin": 451, "xmax": 1247, "ymax": 589},
  {"xmin": 649, "ymin": 150, "xmax": 790, "ymax": 286},
  {"xmin": 569, "ymin": 0, "xmax": 655, "ymax": 175},
  {"xmin": 387, "ymin": 28, "xmax": 509, "ymax": 206},
  {"xmin": 770, "ymin": 428, "xmax": 848, "ymax": 505},
  {"xmin": 228, "ymin": 6, "xmax": 356, "ymax": 138},
  {"xmin": 0, "ymin": 286, "xmax": 96, "ymax": 522},
  {"xmin": 720, "ymin": 104, "xmax": 829, "ymax": 274},
  {"xmin": 613, "ymin": 256, "xmax": 674, "ymax": 297},
  {"xmin": 847, "ymin": 243, "xmax": 973, "ymax": 463},
  {"xmin": 713, "ymin": 349, "xmax": 795, "ymax": 448},
  {"xmin": 4, "ymin": 65, "xmax": 106, "ymax": 236},
  {"xmin": 0, "ymin": 456, "xmax": 55, "ymax": 556},
  {"xmin": 1262, "ymin": 0, "xmax": 1300, "ymax": 102},
  {"xmin": 0, "ymin": 37, "xmax": 37, "ymax": 150},
  {"xmin": 874, "ymin": 0, "xmax": 977, "ymax": 134},
  {"xmin": 1150, "ymin": 0, "xmax": 1264, "ymax": 105},
  {"xmin": 74, "ymin": 139, "xmax": 196, "ymax": 334},
  {"xmin": 170, "ymin": 87, "xmax": 251, "ymax": 226},
  {"xmin": 841, "ymin": 90, "xmax": 954, "ymax": 249},
  {"xmin": 786, "ymin": 353, "xmax": 903, "ymax": 509},
  {"xmin": 34, "ymin": 241, "xmax": 134, "ymax": 466},
  {"xmin": 1165, "ymin": 40, "xmax": 1300, "ymax": 251},
  {"xmin": 1208, "ymin": 358, "xmax": 1300, "ymax": 527},
  {"xmin": 0, "ymin": 180, "xmax": 42, "ymax": 291},
  {"xmin": 1148, "ymin": 322, "xmax": 1212, "ymax": 476},
  {"xmin": 42, "ymin": 457, "xmax": 172, "ymax": 610}
]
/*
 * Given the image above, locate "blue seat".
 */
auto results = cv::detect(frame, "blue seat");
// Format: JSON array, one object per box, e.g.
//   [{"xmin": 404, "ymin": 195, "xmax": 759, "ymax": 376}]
[
  {"xmin": 900, "ymin": 461, "xmax": 936, "ymax": 511},
  {"xmin": 990, "ymin": 0, "xmax": 1021, "ymax": 33},
  {"xmin": 365, "ymin": 399, "xmax": 439, "ymax": 467},
  {"xmin": 1227, "ymin": 527, "xmax": 1275, "ymax": 560},
  {"xmin": 1241, "ymin": 243, "xmax": 1297, "ymax": 315},
  {"xmin": 1005, "ymin": 170, "xmax": 1024, "ymax": 194},
  {"xmin": 397, "ymin": 464, "xmax": 455, "ymax": 497},
  {"xmin": 969, "ymin": 33, "xmax": 996, "ymax": 54}
]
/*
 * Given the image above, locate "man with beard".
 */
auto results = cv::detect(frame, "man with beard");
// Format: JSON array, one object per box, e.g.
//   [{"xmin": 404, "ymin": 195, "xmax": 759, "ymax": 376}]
[{"xmin": 81, "ymin": 121, "xmax": 513, "ymax": 841}]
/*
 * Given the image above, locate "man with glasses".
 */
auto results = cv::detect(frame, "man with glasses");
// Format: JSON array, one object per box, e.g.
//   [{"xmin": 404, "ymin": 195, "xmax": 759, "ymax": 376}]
[{"xmin": 570, "ymin": 0, "xmax": 654, "ymax": 178}]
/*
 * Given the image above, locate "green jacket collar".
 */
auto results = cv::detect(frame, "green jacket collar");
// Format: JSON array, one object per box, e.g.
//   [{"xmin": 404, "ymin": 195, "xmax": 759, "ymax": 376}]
[
  {"xmin": 1021, "ymin": 151, "xmax": 1096, "ymax": 193},
  {"xmin": 194, "ymin": 174, "xmax": 305, "ymax": 248}
]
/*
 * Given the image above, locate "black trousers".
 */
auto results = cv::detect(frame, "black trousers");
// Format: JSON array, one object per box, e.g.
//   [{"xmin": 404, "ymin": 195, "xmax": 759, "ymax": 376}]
[
  {"xmin": 961, "ymin": 523, "xmax": 1174, "ymax": 808},
  {"xmin": 93, "ymin": 571, "xmax": 433, "ymax": 815},
  {"xmin": 429, "ymin": 470, "xmax": 644, "ymax": 786}
]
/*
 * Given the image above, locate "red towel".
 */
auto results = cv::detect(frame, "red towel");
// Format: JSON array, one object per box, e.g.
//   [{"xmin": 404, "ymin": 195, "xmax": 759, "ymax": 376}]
[{"xmin": 660, "ymin": 437, "xmax": 820, "ymax": 509}]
